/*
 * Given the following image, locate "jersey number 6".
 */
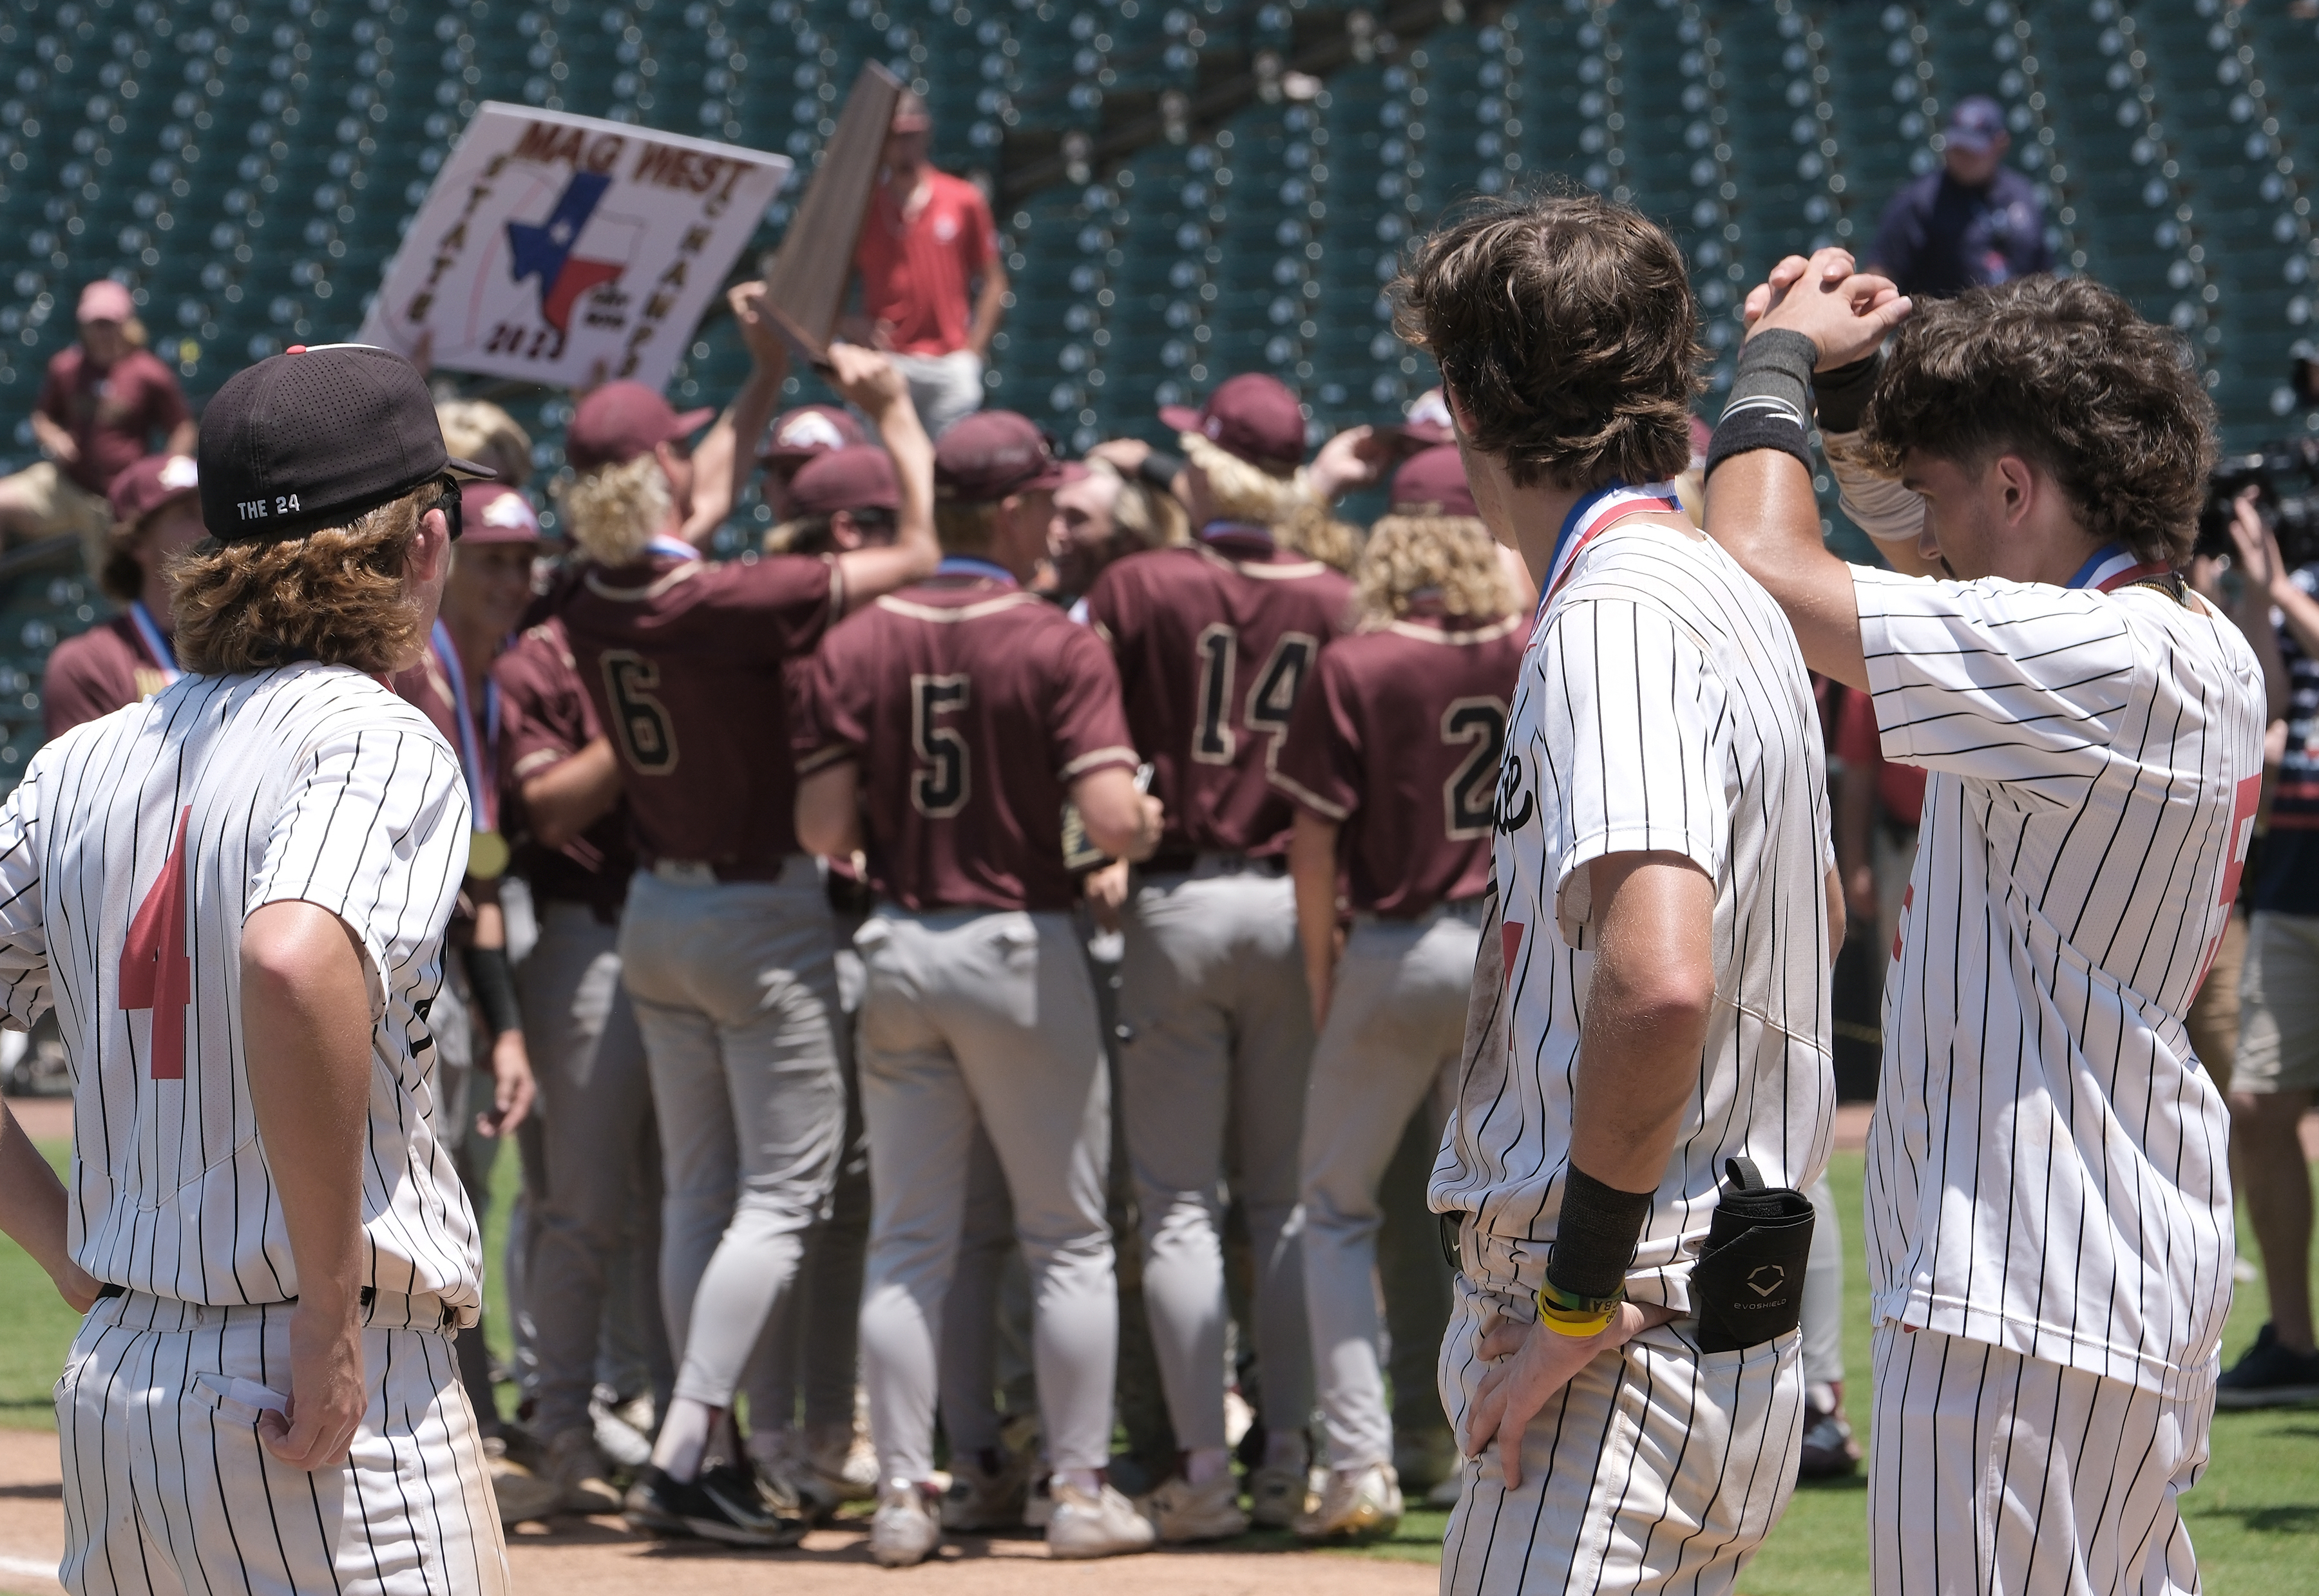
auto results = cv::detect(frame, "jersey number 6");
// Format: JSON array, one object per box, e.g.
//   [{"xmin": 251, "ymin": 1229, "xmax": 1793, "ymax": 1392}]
[
  {"xmin": 602, "ymin": 651, "xmax": 680, "ymax": 774},
  {"xmin": 121, "ymin": 806, "xmax": 193, "ymax": 1081}
]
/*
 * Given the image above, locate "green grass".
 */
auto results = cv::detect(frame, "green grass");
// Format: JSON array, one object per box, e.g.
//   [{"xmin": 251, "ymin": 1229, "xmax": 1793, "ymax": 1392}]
[{"xmin": 7, "ymin": 1137, "xmax": 2318, "ymax": 1590}]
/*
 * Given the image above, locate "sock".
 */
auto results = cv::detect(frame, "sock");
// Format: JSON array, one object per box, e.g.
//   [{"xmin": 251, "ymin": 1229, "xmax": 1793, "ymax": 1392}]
[
  {"xmin": 1263, "ymin": 1430, "xmax": 1306, "ymax": 1472},
  {"xmin": 1055, "ymin": 1467, "xmax": 1102, "ymax": 1498},
  {"xmin": 1185, "ymin": 1447, "xmax": 1232, "ymax": 1487},
  {"xmin": 650, "ymin": 1396, "xmax": 716, "ymax": 1483}
]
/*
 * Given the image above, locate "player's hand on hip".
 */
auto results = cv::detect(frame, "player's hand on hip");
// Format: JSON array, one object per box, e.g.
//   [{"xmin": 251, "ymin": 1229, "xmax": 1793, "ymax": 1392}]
[
  {"xmin": 1464, "ymin": 1300, "xmax": 1676, "ymax": 1490},
  {"xmin": 1744, "ymin": 247, "xmax": 1911, "ymax": 370},
  {"xmin": 53, "ymin": 1257, "xmax": 101, "ymax": 1314},
  {"xmin": 477, "ymin": 1029, "xmax": 535, "ymax": 1138},
  {"xmin": 262, "ymin": 1297, "xmax": 366, "ymax": 1471}
]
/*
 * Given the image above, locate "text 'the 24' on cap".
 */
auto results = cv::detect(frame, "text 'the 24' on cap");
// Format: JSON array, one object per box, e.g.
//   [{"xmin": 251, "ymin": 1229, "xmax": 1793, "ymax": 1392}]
[{"xmin": 198, "ymin": 343, "xmax": 495, "ymax": 542}]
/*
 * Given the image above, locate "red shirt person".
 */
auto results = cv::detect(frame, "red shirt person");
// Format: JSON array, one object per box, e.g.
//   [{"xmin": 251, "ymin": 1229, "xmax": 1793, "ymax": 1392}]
[
  {"xmin": 43, "ymin": 453, "xmax": 204, "ymax": 734},
  {"xmin": 847, "ymin": 92, "xmax": 1007, "ymax": 438},
  {"xmin": 0, "ymin": 281, "xmax": 196, "ymax": 553}
]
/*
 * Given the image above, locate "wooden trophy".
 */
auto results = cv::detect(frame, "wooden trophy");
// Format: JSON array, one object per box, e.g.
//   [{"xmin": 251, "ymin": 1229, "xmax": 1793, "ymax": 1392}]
[{"xmin": 761, "ymin": 61, "xmax": 904, "ymax": 372}]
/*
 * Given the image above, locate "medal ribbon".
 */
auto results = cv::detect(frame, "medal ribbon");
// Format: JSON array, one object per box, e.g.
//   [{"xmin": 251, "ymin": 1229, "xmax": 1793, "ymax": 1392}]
[
  {"xmin": 1541, "ymin": 480, "xmax": 1687, "ymax": 608},
  {"xmin": 648, "ymin": 535, "xmax": 700, "ymax": 563},
  {"xmin": 935, "ymin": 555, "xmax": 1016, "ymax": 587},
  {"xmin": 2066, "ymin": 542, "xmax": 2170, "ymax": 592},
  {"xmin": 127, "ymin": 602, "xmax": 180, "ymax": 687},
  {"xmin": 430, "ymin": 620, "xmax": 499, "ymax": 835}
]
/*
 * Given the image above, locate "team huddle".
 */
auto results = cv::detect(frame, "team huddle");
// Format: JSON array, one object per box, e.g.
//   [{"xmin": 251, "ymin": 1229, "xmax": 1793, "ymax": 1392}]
[{"xmin": 0, "ymin": 191, "xmax": 2260, "ymax": 1596}]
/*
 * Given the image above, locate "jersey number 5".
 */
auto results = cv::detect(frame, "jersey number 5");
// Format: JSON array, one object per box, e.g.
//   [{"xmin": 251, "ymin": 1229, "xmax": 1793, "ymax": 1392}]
[
  {"xmin": 121, "ymin": 806, "xmax": 193, "ymax": 1081},
  {"xmin": 911, "ymin": 674, "xmax": 971, "ymax": 817},
  {"xmin": 1441, "ymin": 698, "xmax": 1509, "ymax": 840},
  {"xmin": 602, "ymin": 651, "xmax": 680, "ymax": 774}
]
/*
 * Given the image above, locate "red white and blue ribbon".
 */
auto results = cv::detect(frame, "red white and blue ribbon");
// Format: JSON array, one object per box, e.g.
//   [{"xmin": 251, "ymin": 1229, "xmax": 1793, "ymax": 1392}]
[
  {"xmin": 935, "ymin": 555, "xmax": 1016, "ymax": 587},
  {"xmin": 2066, "ymin": 542, "xmax": 2170, "ymax": 592},
  {"xmin": 649, "ymin": 534, "xmax": 700, "ymax": 563},
  {"xmin": 430, "ymin": 619, "xmax": 500, "ymax": 835},
  {"xmin": 127, "ymin": 601, "xmax": 180, "ymax": 687},
  {"xmin": 1542, "ymin": 480, "xmax": 1686, "ymax": 607}
]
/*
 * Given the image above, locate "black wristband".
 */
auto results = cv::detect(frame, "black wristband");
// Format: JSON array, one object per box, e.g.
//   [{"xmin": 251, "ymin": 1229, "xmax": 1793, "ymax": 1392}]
[
  {"xmin": 1811, "ymin": 352, "xmax": 1884, "ymax": 436},
  {"xmin": 463, "ymin": 945, "xmax": 522, "ymax": 1040},
  {"xmin": 1545, "ymin": 1164, "xmax": 1656, "ymax": 1302},
  {"xmin": 1705, "ymin": 330, "xmax": 1820, "ymax": 480},
  {"xmin": 1704, "ymin": 410, "xmax": 1816, "ymax": 480},
  {"xmin": 1138, "ymin": 449, "xmax": 1186, "ymax": 493}
]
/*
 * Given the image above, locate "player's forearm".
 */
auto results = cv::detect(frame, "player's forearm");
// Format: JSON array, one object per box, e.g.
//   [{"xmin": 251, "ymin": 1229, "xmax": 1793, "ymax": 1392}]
[
  {"xmin": 1073, "ymin": 766, "xmax": 1160, "ymax": 862},
  {"xmin": 0, "ymin": 1098, "xmax": 77, "ymax": 1288},
  {"xmin": 795, "ymin": 761, "xmax": 864, "ymax": 859},
  {"xmin": 1288, "ymin": 812, "xmax": 1341, "ymax": 1022},
  {"xmin": 2236, "ymin": 590, "xmax": 2293, "ymax": 723},
  {"xmin": 835, "ymin": 385, "xmax": 940, "ymax": 604},
  {"xmin": 166, "ymin": 418, "xmax": 199, "ymax": 459},
  {"xmin": 520, "ymin": 737, "xmax": 622, "ymax": 852},
  {"xmin": 968, "ymin": 268, "xmax": 1007, "ymax": 359},
  {"xmin": 681, "ymin": 358, "xmax": 787, "ymax": 547},
  {"xmin": 241, "ymin": 902, "xmax": 374, "ymax": 1311},
  {"xmin": 1567, "ymin": 854, "xmax": 1717, "ymax": 1195},
  {"xmin": 1705, "ymin": 448, "xmax": 1869, "ymax": 692},
  {"xmin": 29, "ymin": 412, "xmax": 72, "ymax": 460}
]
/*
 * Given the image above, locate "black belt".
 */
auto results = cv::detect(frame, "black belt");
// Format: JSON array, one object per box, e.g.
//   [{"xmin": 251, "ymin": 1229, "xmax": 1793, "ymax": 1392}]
[{"xmin": 93, "ymin": 1282, "xmax": 383, "ymax": 1308}]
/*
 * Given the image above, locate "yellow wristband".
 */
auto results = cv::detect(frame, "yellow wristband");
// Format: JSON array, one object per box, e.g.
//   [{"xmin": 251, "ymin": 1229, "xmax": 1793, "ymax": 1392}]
[{"xmin": 1536, "ymin": 1297, "xmax": 1614, "ymax": 1338}]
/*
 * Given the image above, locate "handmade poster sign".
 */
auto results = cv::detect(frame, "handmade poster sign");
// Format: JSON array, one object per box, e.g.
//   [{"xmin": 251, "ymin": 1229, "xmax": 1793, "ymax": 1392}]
[{"xmin": 360, "ymin": 103, "xmax": 792, "ymax": 393}]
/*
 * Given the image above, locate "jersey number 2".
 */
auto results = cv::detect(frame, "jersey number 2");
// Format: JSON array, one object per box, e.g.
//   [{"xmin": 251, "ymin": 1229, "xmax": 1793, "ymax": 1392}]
[
  {"xmin": 1441, "ymin": 698, "xmax": 1509, "ymax": 840},
  {"xmin": 121, "ymin": 806, "xmax": 193, "ymax": 1081}
]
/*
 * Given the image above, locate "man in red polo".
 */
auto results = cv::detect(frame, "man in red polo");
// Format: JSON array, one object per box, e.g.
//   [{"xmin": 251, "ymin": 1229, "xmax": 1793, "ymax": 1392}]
[{"xmin": 848, "ymin": 92, "xmax": 1006, "ymax": 439}]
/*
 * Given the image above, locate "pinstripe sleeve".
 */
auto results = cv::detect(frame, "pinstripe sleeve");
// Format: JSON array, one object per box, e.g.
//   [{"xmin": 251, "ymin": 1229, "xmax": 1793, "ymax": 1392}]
[
  {"xmin": 245, "ymin": 725, "xmax": 468, "ymax": 1016},
  {"xmin": 0, "ymin": 746, "xmax": 49, "ymax": 1027},
  {"xmin": 1853, "ymin": 564, "xmax": 2137, "ymax": 799},
  {"xmin": 1540, "ymin": 596, "xmax": 1728, "ymax": 945}
]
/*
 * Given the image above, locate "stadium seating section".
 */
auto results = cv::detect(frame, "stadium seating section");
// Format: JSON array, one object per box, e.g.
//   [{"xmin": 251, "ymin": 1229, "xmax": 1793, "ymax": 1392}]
[{"xmin": 0, "ymin": 0, "xmax": 2312, "ymax": 781}]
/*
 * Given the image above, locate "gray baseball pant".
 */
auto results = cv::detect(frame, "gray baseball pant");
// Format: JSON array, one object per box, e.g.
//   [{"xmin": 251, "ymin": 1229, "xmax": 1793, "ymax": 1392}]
[
  {"xmin": 521, "ymin": 898, "xmax": 665, "ymax": 1442},
  {"xmin": 1801, "ymin": 1169, "xmax": 1844, "ymax": 1387},
  {"xmin": 1118, "ymin": 865, "xmax": 1314, "ymax": 1454},
  {"xmin": 937, "ymin": 1127, "xmax": 1042, "ymax": 1458},
  {"xmin": 620, "ymin": 860, "xmax": 848, "ymax": 1411},
  {"xmin": 855, "ymin": 906, "xmax": 1118, "ymax": 1479},
  {"xmin": 1301, "ymin": 905, "xmax": 1476, "ymax": 1471}
]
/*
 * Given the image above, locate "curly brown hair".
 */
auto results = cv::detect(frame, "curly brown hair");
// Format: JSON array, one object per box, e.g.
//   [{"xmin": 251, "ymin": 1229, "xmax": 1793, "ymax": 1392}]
[
  {"xmin": 1860, "ymin": 276, "xmax": 2215, "ymax": 565},
  {"xmin": 1391, "ymin": 189, "xmax": 1703, "ymax": 490},
  {"xmin": 171, "ymin": 488, "xmax": 428, "ymax": 675}
]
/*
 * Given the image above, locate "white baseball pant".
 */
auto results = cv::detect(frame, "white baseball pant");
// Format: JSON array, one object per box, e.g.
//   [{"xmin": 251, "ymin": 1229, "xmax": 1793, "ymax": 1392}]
[
  {"xmin": 1301, "ymin": 904, "xmax": 1477, "ymax": 1472},
  {"xmin": 57, "ymin": 1289, "xmax": 506, "ymax": 1596},
  {"xmin": 618, "ymin": 861, "xmax": 848, "ymax": 1411},
  {"xmin": 1117, "ymin": 865, "xmax": 1314, "ymax": 1454},
  {"xmin": 1869, "ymin": 1326, "xmax": 2208, "ymax": 1595},
  {"xmin": 854, "ymin": 906, "xmax": 1118, "ymax": 1480},
  {"xmin": 1438, "ymin": 1273, "xmax": 1804, "ymax": 1595}
]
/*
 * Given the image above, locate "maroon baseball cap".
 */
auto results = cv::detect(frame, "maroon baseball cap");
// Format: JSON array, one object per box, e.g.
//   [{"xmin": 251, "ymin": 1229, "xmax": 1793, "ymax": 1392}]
[
  {"xmin": 566, "ymin": 381, "xmax": 715, "ymax": 473},
  {"xmin": 460, "ymin": 482, "xmax": 542, "ymax": 545},
  {"xmin": 108, "ymin": 453, "xmax": 200, "ymax": 530},
  {"xmin": 935, "ymin": 411, "xmax": 1085, "ymax": 503},
  {"xmin": 1389, "ymin": 446, "xmax": 1479, "ymax": 519},
  {"xmin": 1160, "ymin": 373, "xmax": 1308, "ymax": 468},
  {"xmin": 788, "ymin": 446, "xmax": 899, "ymax": 518},
  {"xmin": 761, "ymin": 404, "xmax": 867, "ymax": 468}
]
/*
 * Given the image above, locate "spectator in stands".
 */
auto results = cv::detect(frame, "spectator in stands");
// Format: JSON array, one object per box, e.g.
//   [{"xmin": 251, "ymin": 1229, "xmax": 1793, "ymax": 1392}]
[
  {"xmin": 0, "ymin": 280, "xmax": 195, "ymax": 564},
  {"xmin": 848, "ymin": 91, "xmax": 1006, "ymax": 439},
  {"xmin": 42, "ymin": 453, "xmax": 202, "ymax": 735},
  {"xmin": 1867, "ymin": 97, "xmax": 2053, "ymax": 299}
]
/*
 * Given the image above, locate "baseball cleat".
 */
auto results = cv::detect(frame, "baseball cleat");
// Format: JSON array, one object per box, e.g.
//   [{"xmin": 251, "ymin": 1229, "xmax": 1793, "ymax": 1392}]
[
  {"xmin": 1293, "ymin": 1463, "xmax": 1404, "ymax": 1543},
  {"xmin": 1140, "ymin": 1472, "xmax": 1249, "ymax": 1543},
  {"xmin": 2215, "ymin": 1323, "xmax": 2319, "ymax": 1409},
  {"xmin": 869, "ymin": 1479, "xmax": 944, "ymax": 1568},
  {"xmin": 940, "ymin": 1449, "xmax": 1031, "ymax": 1532},
  {"xmin": 491, "ymin": 1464, "xmax": 566, "ymax": 1526},
  {"xmin": 1246, "ymin": 1462, "xmax": 1310, "ymax": 1528},
  {"xmin": 1045, "ymin": 1479, "xmax": 1157, "ymax": 1559},
  {"xmin": 623, "ymin": 1463, "xmax": 806, "ymax": 1548},
  {"xmin": 540, "ymin": 1426, "xmax": 624, "ymax": 1516}
]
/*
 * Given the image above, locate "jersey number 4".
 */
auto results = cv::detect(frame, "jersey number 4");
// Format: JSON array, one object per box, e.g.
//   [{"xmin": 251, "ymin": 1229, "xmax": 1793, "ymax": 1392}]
[
  {"xmin": 1192, "ymin": 625, "xmax": 1317, "ymax": 768},
  {"xmin": 121, "ymin": 806, "xmax": 193, "ymax": 1081},
  {"xmin": 602, "ymin": 651, "xmax": 680, "ymax": 774},
  {"xmin": 911, "ymin": 674, "xmax": 971, "ymax": 817}
]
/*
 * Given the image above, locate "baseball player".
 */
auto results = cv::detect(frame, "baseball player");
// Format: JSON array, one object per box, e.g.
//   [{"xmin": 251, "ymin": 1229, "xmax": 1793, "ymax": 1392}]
[
  {"xmin": 1715, "ymin": 254, "xmax": 2261, "ymax": 1593},
  {"xmin": 1269, "ymin": 446, "xmax": 1523, "ymax": 1542},
  {"xmin": 1081, "ymin": 371, "xmax": 1352, "ymax": 1537},
  {"xmin": 793, "ymin": 409, "xmax": 1164, "ymax": 1566},
  {"xmin": 558, "ymin": 344, "xmax": 937, "ymax": 1545},
  {"xmin": 761, "ymin": 403, "xmax": 870, "ymax": 520},
  {"xmin": 42, "ymin": 453, "xmax": 203, "ymax": 734},
  {"xmin": 1399, "ymin": 195, "xmax": 1837, "ymax": 1593},
  {"xmin": 0, "ymin": 343, "xmax": 507, "ymax": 1594}
]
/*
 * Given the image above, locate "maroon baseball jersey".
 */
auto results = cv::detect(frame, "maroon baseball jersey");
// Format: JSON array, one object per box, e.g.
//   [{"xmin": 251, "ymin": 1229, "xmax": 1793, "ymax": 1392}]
[
  {"xmin": 797, "ymin": 570, "xmax": 1139, "ymax": 911},
  {"xmin": 493, "ymin": 616, "xmax": 635, "ymax": 917},
  {"xmin": 1082, "ymin": 529, "xmax": 1353, "ymax": 862},
  {"xmin": 43, "ymin": 616, "xmax": 172, "ymax": 735},
  {"xmin": 1272, "ymin": 609, "xmax": 1524, "ymax": 916},
  {"xmin": 561, "ymin": 548, "xmax": 839, "ymax": 873}
]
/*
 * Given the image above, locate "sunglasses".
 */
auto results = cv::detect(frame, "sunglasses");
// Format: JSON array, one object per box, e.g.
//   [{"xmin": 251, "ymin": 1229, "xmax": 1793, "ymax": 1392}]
[{"xmin": 432, "ymin": 478, "xmax": 464, "ymax": 542}]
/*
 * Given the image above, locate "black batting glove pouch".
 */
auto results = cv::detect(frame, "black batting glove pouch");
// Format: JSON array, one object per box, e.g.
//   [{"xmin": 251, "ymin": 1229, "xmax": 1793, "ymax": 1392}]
[{"xmin": 1691, "ymin": 1156, "xmax": 1817, "ymax": 1354}]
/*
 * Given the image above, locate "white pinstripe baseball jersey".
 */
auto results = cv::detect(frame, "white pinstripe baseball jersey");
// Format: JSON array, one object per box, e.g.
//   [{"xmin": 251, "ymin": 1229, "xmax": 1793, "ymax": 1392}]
[
  {"xmin": 1433, "ymin": 487, "xmax": 1837, "ymax": 1311},
  {"xmin": 0, "ymin": 663, "xmax": 481, "ymax": 1313},
  {"xmin": 1856, "ymin": 560, "xmax": 2263, "ymax": 1399}
]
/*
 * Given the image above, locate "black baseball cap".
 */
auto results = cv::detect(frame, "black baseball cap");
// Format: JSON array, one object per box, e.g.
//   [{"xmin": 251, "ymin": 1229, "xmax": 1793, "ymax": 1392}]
[{"xmin": 198, "ymin": 343, "xmax": 495, "ymax": 542}]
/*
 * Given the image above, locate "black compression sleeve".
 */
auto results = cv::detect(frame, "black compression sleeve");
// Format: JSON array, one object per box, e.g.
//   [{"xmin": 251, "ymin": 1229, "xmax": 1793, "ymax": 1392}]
[
  {"xmin": 1138, "ymin": 449, "xmax": 1186, "ymax": 493},
  {"xmin": 463, "ymin": 945, "xmax": 522, "ymax": 1040},
  {"xmin": 1544, "ymin": 1164, "xmax": 1656, "ymax": 1302},
  {"xmin": 1811, "ymin": 352, "xmax": 1883, "ymax": 436}
]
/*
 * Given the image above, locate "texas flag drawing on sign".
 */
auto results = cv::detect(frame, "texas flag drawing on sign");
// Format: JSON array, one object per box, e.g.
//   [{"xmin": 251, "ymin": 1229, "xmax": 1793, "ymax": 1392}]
[{"xmin": 507, "ymin": 170, "xmax": 628, "ymax": 333}]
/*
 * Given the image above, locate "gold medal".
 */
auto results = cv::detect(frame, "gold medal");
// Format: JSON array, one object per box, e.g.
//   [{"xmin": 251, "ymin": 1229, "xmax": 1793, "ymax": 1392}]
[{"xmin": 468, "ymin": 829, "xmax": 510, "ymax": 880}]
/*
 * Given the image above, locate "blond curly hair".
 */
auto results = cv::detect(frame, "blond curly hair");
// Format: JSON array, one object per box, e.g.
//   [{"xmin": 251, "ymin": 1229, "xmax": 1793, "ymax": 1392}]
[
  {"xmin": 1178, "ymin": 431, "xmax": 1360, "ymax": 573},
  {"xmin": 1353, "ymin": 513, "xmax": 1518, "ymax": 630},
  {"xmin": 171, "ymin": 488, "xmax": 428, "ymax": 675},
  {"xmin": 437, "ymin": 399, "xmax": 535, "ymax": 488},
  {"xmin": 557, "ymin": 455, "xmax": 671, "ymax": 567}
]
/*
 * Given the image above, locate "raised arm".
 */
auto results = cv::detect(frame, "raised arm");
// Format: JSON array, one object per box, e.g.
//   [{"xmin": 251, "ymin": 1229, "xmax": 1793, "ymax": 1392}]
[
  {"xmin": 681, "ymin": 281, "xmax": 789, "ymax": 547},
  {"xmin": 823, "ymin": 343, "xmax": 940, "ymax": 609}
]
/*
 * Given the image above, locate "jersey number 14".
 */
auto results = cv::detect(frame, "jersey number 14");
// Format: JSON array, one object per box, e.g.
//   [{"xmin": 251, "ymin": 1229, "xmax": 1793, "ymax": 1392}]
[{"xmin": 121, "ymin": 807, "xmax": 193, "ymax": 1081}]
